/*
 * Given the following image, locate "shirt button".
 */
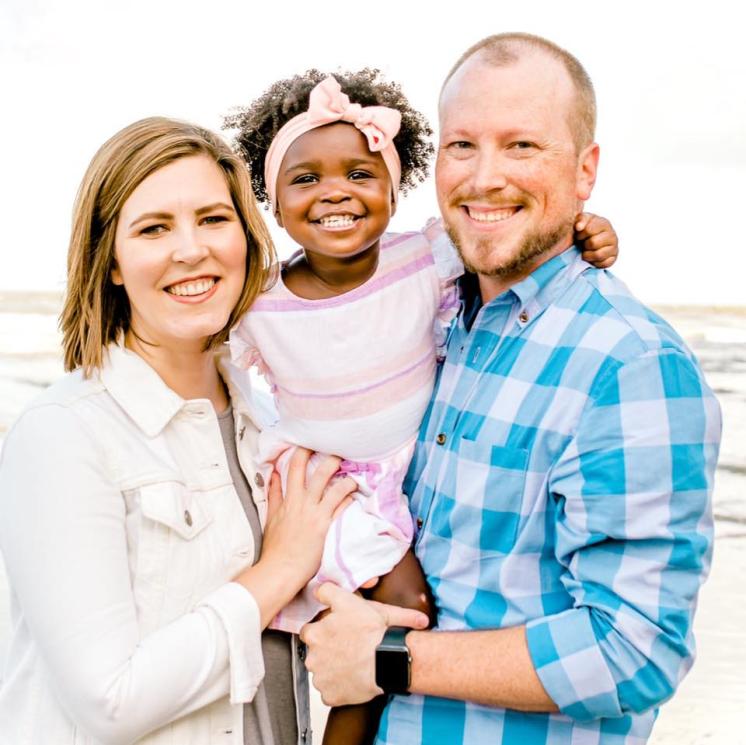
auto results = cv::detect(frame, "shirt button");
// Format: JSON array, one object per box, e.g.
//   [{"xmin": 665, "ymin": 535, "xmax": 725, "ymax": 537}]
[
  {"xmin": 416, "ymin": 517, "xmax": 423, "ymax": 529},
  {"xmin": 255, "ymin": 472, "xmax": 265, "ymax": 488},
  {"xmin": 298, "ymin": 641, "xmax": 307, "ymax": 662},
  {"xmin": 519, "ymin": 310, "xmax": 530, "ymax": 323},
  {"xmin": 184, "ymin": 510, "xmax": 193, "ymax": 527},
  {"xmin": 436, "ymin": 433, "xmax": 447, "ymax": 446},
  {"xmin": 301, "ymin": 728, "xmax": 308, "ymax": 742}
]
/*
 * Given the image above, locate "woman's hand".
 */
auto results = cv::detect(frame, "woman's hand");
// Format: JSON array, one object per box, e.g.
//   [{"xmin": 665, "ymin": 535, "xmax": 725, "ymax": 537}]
[
  {"xmin": 234, "ymin": 448, "xmax": 356, "ymax": 628},
  {"xmin": 574, "ymin": 212, "xmax": 619, "ymax": 269}
]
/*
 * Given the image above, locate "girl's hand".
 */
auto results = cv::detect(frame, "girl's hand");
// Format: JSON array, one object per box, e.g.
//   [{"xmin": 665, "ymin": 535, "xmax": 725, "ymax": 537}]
[
  {"xmin": 574, "ymin": 212, "xmax": 618, "ymax": 269},
  {"xmin": 234, "ymin": 448, "xmax": 356, "ymax": 627}
]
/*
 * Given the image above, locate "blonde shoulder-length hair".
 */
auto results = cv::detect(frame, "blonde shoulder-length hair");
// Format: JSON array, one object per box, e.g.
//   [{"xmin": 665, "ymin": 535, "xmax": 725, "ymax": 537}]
[{"xmin": 60, "ymin": 116, "xmax": 276, "ymax": 375}]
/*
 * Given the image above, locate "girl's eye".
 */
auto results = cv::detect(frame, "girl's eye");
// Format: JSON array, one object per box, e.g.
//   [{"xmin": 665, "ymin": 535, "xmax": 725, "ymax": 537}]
[
  {"xmin": 349, "ymin": 170, "xmax": 373, "ymax": 180},
  {"xmin": 292, "ymin": 174, "xmax": 318, "ymax": 185}
]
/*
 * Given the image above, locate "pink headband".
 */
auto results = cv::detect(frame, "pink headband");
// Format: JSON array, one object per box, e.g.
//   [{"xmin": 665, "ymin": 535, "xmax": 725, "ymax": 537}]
[{"xmin": 264, "ymin": 76, "xmax": 402, "ymax": 211}]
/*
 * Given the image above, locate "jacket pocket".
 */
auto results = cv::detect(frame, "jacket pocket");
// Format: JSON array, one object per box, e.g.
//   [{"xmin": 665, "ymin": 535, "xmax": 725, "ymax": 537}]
[{"xmin": 139, "ymin": 481, "xmax": 214, "ymax": 540}]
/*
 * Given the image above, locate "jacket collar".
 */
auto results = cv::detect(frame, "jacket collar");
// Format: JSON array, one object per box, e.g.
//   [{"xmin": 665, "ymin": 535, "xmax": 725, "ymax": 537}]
[{"xmin": 99, "ymin": 342, "xmax": 274, "ymax": 438}]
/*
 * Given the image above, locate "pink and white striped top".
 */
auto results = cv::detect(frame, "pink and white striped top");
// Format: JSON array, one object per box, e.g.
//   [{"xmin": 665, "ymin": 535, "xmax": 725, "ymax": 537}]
[{"xmin": 230, "ymin": 220, "xmax": 462, "ymax": 463}]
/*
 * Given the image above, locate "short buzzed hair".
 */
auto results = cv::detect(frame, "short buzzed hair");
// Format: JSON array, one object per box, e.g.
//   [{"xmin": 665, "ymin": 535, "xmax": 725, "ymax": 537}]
[{"xmin": 442, "ymin": 32, "xmax": 597, "ymax": 151}]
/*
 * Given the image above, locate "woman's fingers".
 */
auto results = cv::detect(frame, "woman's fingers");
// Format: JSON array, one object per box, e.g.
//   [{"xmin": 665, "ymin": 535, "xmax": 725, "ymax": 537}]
[
  {"xmin": 285, "ymin": 447, "xmax": 312, "ymax": 502},
  {"xmin": 265, "ymin": 471, "xmax": 283, "ymax": 523},
  {"xmin": 306, "ymin": 454, "xmax": 343, "ymax": 500}
]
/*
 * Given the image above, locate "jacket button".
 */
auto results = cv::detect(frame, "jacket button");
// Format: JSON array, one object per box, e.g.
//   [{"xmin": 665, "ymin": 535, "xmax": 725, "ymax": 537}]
[
  {"xmin": 239, "ymin": 426, "xmax": 246, "ymax": 440},
  {"xmin": 519, "ymin": 310, "xmax": 530, "ymax": 323},
  {"xmin": 301, "ymin": 728, "xmax": 308, "ymax": 742},
  {"xmin": 436, "ymin": 433, "xmax": 447, "ymax": 446},
  {"xmin": 255, "ymin": 472, "xmax": 265, "ymax": 488},
  {"xmin": 184, "ymin": 510, "xmax": 193, "ymax": 527},
  {"xmin": 416, "ymin": 517, "xmax": 423, "ymax": 529}
]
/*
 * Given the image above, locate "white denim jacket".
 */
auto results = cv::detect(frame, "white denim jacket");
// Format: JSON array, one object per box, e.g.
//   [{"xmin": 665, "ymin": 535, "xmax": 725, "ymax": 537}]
[{"xmin": 0, "ymin": 343, "xmax": 311, "ymax": 745}]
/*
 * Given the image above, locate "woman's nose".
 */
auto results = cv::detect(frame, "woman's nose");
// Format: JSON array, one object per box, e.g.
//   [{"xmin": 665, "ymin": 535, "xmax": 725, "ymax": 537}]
[{"xmin": 172, "ymin": 229, "xmax": 210, "ymax": 264}]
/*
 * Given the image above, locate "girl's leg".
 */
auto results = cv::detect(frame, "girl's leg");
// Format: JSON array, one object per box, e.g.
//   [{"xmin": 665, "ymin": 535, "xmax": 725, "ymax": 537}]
[{"xmin": 321, "ymin": 549, "xmax": 435, "ymax": 745}]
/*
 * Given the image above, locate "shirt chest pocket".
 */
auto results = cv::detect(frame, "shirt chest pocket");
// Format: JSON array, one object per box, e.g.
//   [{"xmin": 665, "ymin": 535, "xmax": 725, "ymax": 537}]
[
  {"xmin": 439, "ymin": 439, "xmax": 529, "ymax": 556},
  {"xmin": 133, "ymin": 481, "xmax": 229, "ymax": 623}
]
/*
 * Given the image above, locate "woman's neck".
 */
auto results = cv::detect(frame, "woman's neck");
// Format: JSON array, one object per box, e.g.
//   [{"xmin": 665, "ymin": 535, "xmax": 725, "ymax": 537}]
[
  {"xmin": 282, "ymin": 243, "xmax": 380, "ymax": 300},
  {"xmin": 124, "ymin": 332, "xmax": 229, "ymax": 412}
]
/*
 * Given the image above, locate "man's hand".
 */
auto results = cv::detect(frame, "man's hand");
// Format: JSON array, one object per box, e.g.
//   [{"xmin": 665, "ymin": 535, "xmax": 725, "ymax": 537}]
[{"xmin": 299, "ymin": 582, "xmax": 429, "ymax": 706}]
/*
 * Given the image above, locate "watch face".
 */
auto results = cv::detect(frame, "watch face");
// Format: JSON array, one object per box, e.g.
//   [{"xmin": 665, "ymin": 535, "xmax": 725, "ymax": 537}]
[{"xmin": 375, "ymin": 647, "xmax": 410, "ymax": 693}]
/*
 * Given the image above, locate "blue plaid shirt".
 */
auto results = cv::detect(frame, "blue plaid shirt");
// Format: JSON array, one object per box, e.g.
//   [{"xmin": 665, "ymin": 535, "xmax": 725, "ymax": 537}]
[{"xmin": 377, "ymin": 247, "xmax": 721, "ymax": 745}]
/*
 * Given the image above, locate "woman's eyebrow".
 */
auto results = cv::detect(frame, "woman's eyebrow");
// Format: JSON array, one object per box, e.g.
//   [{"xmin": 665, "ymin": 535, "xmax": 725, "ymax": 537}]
[
  {"xmin": 195, "ymin": 202, "xmax": 235, "ymax": 216},
  {"xmin": 128, "ymin": 211, "xmax": 171, "ymax": 229}
]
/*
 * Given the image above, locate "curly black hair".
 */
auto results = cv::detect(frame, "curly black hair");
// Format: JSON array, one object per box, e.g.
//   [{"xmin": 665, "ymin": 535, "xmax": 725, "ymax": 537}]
[{"xmin": 223, "ymin": 68, "xmax": 434, "ymax": 205}]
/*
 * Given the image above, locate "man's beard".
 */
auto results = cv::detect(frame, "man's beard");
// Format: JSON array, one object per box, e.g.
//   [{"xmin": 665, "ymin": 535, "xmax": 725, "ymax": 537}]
[{"xmin": 446, "ymin": 218, "xmax": 574, "ymax": 279}]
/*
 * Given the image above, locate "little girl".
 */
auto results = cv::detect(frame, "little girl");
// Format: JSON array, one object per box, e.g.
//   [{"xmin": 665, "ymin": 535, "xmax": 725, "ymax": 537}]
[{"xmin": 225, "ymin": 69, "xmax": 618, "ymax": 743}]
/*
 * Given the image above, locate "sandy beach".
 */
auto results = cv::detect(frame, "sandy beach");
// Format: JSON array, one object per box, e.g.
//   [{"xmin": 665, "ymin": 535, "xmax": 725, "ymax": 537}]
[{"xmin": 0, "ymin": 296, "xmax": 744, "ymax": 743}]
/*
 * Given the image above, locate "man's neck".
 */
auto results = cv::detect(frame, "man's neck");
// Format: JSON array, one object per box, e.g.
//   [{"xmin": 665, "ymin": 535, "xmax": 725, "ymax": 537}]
[{"xmin": 478, "ymin": 239, "xmax": 573, "ymax": 304}]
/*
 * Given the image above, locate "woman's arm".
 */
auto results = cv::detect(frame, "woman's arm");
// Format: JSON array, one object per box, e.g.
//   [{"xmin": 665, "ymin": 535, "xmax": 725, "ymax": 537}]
[{"xmin": 0, "ymin": 404, "xmax": 353, "ymax": 745}]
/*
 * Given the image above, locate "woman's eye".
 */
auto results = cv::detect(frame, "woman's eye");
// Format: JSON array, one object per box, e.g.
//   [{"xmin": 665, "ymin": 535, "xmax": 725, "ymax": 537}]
[
  {"xmin": 140, "ymin": 224, "xmax": 167, "ymax": 236},
  {"xmin": 202, "ymin": 215, "xmax": 228, "ymax": 225}
]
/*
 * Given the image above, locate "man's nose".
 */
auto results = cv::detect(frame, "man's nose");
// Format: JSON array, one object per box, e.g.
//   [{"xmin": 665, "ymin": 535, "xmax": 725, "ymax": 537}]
[
  {"xmin": 172, "ymin": 228, "xmax": 210, "ymax": 264},
  {"xmin": 471, "ymin": 150, "xmax": 509, "ymax": 195}
]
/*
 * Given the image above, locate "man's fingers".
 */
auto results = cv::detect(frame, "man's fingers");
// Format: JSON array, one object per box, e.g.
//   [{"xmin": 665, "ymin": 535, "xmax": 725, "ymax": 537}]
[
  {"xmin": 314, "ymin": 581, "xmax": 360, "ymax": 610},
  {"xmin": 371, "ymin": 600, "xmax": 430, "ymax": 630}
]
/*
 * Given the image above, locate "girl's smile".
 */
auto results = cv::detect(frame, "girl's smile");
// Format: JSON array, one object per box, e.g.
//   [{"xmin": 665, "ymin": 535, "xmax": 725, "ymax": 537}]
[{"xmin": 275, "ymin": 122, "xmax": 395, "ymax": 261}]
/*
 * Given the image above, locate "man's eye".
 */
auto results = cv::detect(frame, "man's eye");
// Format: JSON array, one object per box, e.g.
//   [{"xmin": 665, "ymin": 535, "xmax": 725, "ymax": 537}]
[
  {"xmin": 449, "ymin": 141, "xmax": 473, "ymax": 150},
  {"xmin": 509, "ymin": 141, "xmax": 536, "ymax": 151}
]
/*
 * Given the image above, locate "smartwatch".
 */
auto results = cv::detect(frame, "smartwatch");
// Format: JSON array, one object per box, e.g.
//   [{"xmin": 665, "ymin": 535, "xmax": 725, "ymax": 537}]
[{"xmin": 375, "ymin": 626, "xmax": 412, "ymax": 695}]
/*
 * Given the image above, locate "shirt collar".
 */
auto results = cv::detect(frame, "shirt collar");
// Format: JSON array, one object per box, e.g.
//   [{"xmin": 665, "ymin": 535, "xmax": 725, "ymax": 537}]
[{"xmin": 458, "ymin": 245, "xmax": 590, "ymax": 328}]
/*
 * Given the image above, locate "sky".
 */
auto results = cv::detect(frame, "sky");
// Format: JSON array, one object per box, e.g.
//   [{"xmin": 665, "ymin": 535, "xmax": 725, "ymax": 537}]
[{"xmin": 1, "ymin": 0, "xmax": 745, "ymax": 306}]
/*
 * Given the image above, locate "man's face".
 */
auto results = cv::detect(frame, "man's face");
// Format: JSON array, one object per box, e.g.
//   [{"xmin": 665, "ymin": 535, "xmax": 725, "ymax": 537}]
[{"xmin": 436, "ymin": 51, "xmax": 598, "ymax": 294}]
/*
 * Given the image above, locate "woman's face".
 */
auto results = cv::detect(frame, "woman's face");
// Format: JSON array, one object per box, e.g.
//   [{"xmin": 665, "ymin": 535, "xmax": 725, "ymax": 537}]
[{"xmin": 112, "ymin": 155, "xmax": 247, "ymax": 353}]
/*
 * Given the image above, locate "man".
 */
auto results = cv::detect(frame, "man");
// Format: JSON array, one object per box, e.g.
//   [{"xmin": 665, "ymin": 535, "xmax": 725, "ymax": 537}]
[{"xmin": 301, "ymin": 33, "xmax": 721, "ymax": 744}]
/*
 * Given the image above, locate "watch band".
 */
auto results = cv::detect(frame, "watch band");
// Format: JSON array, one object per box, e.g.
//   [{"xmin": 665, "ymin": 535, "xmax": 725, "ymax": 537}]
[{"xmin": 375, "ymin": 626, "xmax": 412, "ymax": 695}]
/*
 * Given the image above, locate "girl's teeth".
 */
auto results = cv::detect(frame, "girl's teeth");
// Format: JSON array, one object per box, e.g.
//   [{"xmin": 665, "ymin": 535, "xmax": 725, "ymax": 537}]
[
  {"xmin": 167, "ymin": 278, "xmax": 216, "ymax": 296},
  {"xmin": 469, "ymin": 208, "xmax": 516, "ymax": 223},
  {"xmin": 319, "ymin": 215, "xmax": 356, "ymax": 228}
]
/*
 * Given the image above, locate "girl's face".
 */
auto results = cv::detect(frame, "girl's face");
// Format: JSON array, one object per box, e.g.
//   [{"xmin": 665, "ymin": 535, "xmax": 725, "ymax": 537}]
[
  {"xmin": 112, "ymin": 155, "xmax": 247, "ymax": 353},
  {"xmin": 275, "ymin": 122, "xmax": 395, "ymax": 260}
]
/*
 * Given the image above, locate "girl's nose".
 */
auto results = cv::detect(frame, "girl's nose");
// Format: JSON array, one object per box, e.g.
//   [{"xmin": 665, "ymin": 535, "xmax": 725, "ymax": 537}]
[{"xmin": 319, "ymin": 178, "xmax": 352, "ymax": 203}]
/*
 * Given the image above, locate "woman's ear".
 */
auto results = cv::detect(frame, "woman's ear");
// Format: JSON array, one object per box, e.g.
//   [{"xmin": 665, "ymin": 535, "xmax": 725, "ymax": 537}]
[
  {"xmin": 274, "ymin": 207, "xmax": 284, "ymax": 228},
  {"xmin": 111, "ymin": 261, "xmax": 123, "ymax": 286}
]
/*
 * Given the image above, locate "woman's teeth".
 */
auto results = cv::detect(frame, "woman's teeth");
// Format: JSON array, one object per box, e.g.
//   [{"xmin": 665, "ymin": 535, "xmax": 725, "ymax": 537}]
[
  {"xmin": 166, "ymin": 278, "xmax": 216, "ymax": 296},
  {"xmin": 318, "ymin": 215, "xmax": 357, "ymax": 228}
]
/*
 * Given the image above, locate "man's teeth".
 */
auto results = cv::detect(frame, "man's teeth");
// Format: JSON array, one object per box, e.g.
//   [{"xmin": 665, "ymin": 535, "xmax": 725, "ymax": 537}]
[
  {"xmin": 468, "ymin": 208, "xmax": 517, "ymax": 223},
  {"xmin": 166, "ymin": 278, "xmax": 216, "ymax": 296},
  {"xmin": 318, "ymin": 215, "xmax": 356, "ymax": 228}
]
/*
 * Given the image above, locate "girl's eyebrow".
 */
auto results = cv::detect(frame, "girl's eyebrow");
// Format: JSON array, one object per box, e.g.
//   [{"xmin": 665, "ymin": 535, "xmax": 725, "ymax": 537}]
[{"xmin": 284, "ymin": 160, "xmax": 319, "ymax": 174}]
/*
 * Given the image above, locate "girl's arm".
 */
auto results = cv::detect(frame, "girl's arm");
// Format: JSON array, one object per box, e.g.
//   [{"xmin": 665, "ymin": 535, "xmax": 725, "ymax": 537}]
[{"xmin": 574, "ymin": 212, "xmax": 619, "ymax": 269}]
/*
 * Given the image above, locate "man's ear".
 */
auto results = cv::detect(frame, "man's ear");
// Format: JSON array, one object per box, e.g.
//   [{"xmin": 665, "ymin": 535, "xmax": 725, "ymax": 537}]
[{"xmin": 576, "ymin": 143, "xmax": 600, "ymax": 201}]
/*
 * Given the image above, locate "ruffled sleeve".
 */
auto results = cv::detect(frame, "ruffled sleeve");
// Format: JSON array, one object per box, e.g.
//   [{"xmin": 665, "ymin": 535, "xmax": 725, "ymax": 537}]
[
  {"xmin": 229, "ymin": 318, "xmax": 276, "ymax": 393},
  {"xmin": 422, "ymin": 218, "xmax": 463, "ymax": 359}
]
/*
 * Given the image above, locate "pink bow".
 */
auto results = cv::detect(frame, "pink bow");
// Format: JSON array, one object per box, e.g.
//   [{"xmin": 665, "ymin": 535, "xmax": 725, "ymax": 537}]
[
  {"xmin": 306, "ymin": 76, "xmax": 402, "ymax": 154},
  {"xmin": 264, "ymin": 76, "xmax": 403, "ymax": 211}
]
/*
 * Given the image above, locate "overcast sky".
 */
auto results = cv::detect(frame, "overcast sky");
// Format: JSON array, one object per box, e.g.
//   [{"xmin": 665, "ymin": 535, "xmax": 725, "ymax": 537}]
[{"xmin": 2, "ymin": 0, "xmax": 744, "ymax": 305}]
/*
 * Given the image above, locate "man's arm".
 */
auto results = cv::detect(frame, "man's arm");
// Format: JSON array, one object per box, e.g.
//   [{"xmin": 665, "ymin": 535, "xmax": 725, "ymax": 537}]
[{"xmin": 300, "ymin": 583, "xmax": 556, "ymax": 711}]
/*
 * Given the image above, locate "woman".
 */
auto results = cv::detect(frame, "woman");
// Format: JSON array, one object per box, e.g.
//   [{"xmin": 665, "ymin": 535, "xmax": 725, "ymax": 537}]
[{"xmin": 0, "ymin": 117, "xmax": 357, "ymax": 744}]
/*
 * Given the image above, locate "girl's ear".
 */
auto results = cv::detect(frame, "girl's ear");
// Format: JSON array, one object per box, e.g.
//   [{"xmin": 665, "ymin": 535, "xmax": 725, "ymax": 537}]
[{"xmin": 390, "ymin": 192, "xmax": 397, "ymax": 219}]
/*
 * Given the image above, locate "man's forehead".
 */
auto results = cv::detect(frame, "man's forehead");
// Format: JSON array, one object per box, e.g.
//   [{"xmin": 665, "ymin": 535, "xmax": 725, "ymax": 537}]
[{"xmin": 439, "ymin": 49, "xmax": 574, "ymax": 121}]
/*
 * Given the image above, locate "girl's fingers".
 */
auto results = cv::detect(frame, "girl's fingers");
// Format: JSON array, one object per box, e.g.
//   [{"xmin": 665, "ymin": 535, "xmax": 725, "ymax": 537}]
[
  {"xmin": 306, "ymin": 454, "xmax": 343, "ymax": 500},
  {"xmin": 285, "ymin": 447, "xmax": 312, "ymax": 502}
]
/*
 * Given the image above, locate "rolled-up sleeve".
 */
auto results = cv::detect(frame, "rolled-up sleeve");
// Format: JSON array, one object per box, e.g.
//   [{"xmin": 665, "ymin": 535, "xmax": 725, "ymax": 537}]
[
  {"xmin": 0, "ymin": 403, "xmax": 265, "ymax": 744},
  {"xmin": 526, "ymin": 349, "xmax": 721, "ymax": 720}
]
